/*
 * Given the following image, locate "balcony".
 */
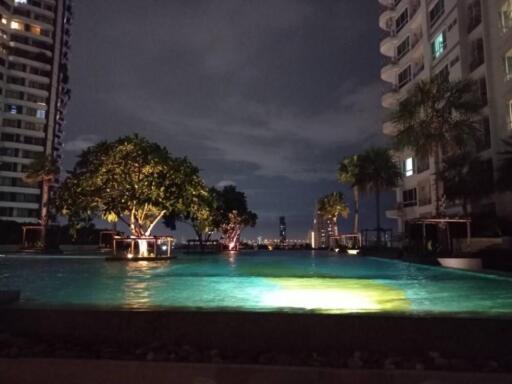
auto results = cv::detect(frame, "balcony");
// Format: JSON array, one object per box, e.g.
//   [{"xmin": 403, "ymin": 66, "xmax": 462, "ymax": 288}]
[
  {"xmin": 380, "ymin": 35, "xmax": 397, "ymax": 57},
  {"xmin": 382, "ymin": 88, "xmax": 400, "ymax": 109},
  {"xmin": 380, "ymin": 60, "xmax": 398, "ymax": 83},
  {"xmin": 383, "ymin": 120, "xmax": 399, "ymax": 136},
  {"xmin": 379, "ymin": 9, "xmax": 396, "ymax": 31}
]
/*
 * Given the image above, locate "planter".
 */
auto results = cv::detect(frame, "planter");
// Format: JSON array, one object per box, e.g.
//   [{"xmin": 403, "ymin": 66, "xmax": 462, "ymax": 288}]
[{"xmin": 437, "ymin": 258, "xmax": 482, "ymax": 271}]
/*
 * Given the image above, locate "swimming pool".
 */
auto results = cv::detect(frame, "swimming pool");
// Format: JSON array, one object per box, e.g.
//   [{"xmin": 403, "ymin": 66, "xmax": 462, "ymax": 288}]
[{"xmin": 2, "ymin": 251, "xmax": 512, "ymax": 316}]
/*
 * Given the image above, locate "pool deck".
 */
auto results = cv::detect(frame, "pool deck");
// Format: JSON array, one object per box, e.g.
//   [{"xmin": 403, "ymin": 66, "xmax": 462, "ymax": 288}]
[{"xmin": 1, "ymin": 358, "xmax": 512, "ymax": 384}]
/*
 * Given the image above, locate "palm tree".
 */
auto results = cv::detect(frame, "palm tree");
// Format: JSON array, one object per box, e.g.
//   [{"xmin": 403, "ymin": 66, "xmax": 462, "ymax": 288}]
[
  {"xmin": 317, "ymin": 192, "xmax": 350, "ymax": 239},
  {"xmin": 496, "ymin": 135, "xmax": 512, "ymax": 192},
  {"xmin": 438, "ymin": 152, "xmax": 493, "ymax": 216},
  {"xmin": 391, "ymin": 77, "xmax": 482, "ymax": 216},
  {"xmin": 358, "ymin": 147, "xmax": 402, "ymax": 245},
  {"xmin": 23, "ymin": 154, "xmax": 60, "ymax": 248},
  {"xmin": 337, "ymin": 155, "xmax": 366, "ymax": 234}
]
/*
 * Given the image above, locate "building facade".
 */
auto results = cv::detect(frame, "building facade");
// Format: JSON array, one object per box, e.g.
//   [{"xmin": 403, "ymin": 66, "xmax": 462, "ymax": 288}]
[
  {"xmin": 379, "ymin": 0, "xmax": 512, "ymax": 233},
  {"xmin": 0, "ymin": 0, "xmax": 71, "ymax": 223},
  {"xmin": 279, "ymin": 216, "xmax": 286, "ymax": 243},
  {"xmin": 312, "ymin": 211, "xmax": 338, "ymax": 249}
]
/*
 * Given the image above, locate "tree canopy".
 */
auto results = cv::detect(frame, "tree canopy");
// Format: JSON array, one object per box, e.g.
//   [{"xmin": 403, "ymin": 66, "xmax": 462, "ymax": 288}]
[
  {"xmin": 56, "ymin": 135, "xmax": 207, "ymax": 237},
  {"xmin": 212, "ymin": 185, "xmax": 257, "ymax": 250},
  {"xmin": 317, "ymin": 192, "xmax": 349, "ymax": 222}
]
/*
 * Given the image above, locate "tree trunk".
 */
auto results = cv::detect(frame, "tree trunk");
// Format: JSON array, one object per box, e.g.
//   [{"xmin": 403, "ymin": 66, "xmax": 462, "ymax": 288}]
[
  {"xmin": 433, "ymin": 146, "xmax": 442, "ymax": 217},
  {"xmin": 40, "ymin": 179, "xmax": 49, "ymax": 249},
  {"xmin": 353, "ymin": 186, "xmax": 360, "ymax": 234},
  {"xmin": 375, "ymin": 186, "xmax": 382, "ymax": 246}
]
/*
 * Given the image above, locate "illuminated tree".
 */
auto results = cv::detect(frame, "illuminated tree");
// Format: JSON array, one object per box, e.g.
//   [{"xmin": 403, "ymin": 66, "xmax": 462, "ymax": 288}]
[
  {"xmin": 317, "ymin": 192, "xmax": 349, "ymax": 237},
  {"xmin": 212, "ymin": 186, "xmax": 257, "ymax": 251},
  {"xmin": 165, "ymin": 187, "xmax": 218, "ymax": 249},
  {"xmin": 56, "ymin": 135, "xmax": 207, "ymax": 254},
  {"xmin": 23, "ymin": 153, "xmax": 60, "ymax": 248}
]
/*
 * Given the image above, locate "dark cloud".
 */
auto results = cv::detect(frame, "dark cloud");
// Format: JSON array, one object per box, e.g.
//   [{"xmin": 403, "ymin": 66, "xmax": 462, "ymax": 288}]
[{"xmin": 65, "ymin": 0, "xmax": 392, "ymax": 239}]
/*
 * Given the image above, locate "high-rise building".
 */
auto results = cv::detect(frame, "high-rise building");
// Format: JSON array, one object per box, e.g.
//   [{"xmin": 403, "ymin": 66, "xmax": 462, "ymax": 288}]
[
  {"xmin": 379, "ymin": 0, "xmax": 512, "ymax": 233},
  {"xmin": 0, "ymin": 0, "xmax": 72, "ymax": 222},
  {"xmin": 279, "ymin": 216, "xmax": 286, "ymax": 243},
  {"xmin": 312, "ymin": 211, "xmax": 338, "ymax": 249}
]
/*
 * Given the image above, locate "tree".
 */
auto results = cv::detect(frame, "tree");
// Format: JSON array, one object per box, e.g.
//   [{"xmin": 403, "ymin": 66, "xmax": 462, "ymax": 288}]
[
  {"xmin": 438, "ymin": 152, "xmax": 493, "ymax": 216},
  {"xmin": 212, "ymin": 186, "xmax": 257, "ymax": 251},
  {"xmin": 337, "ymin": 155, "xmax": 366, "ymax": 234},
  {"xmin": 165, "ymin": 187, "xmax": 218, "ymax": 249},
  {"xmin": 56, "ymin": 135, "xmax": 207, "ymax": 255},
  {"xmin": 391, "ymin": 77, "xmax": 482, "ymax": 216},
  {"xmin": 496, "ymin": 135, "xmax": 512, "ymax": 192},
  {"xmin": 358, "ymin": 147, "xmax": 402, "ymax": 245},
  {"xmin": 317, "ymin": 191, "xmax": 350, "ymax": 239},
  {"xmin": 23, "ymin": 153, "xmax": 60, "ymax": 248}
]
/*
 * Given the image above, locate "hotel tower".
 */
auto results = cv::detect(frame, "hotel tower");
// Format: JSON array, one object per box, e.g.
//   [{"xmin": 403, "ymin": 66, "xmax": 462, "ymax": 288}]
[
  {"xmin": 379, "ymin": 0, "xmax": 512, "ymax": 233},
  {"xmin": 0, "ymin": 0, "xmax": 71, "ymax": 222}
]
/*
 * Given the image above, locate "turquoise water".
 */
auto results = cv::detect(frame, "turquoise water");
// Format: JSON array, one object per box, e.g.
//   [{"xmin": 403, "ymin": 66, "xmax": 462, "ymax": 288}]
[{"xmin": 2, "ymin": 251, "xmax": 512, "ymax": 315}]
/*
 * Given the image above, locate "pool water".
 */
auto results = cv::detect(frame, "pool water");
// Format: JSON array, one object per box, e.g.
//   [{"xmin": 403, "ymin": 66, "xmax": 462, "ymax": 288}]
[{"xmin": 2, "ymin": 251, "xmax": 512, "ymax": 315}]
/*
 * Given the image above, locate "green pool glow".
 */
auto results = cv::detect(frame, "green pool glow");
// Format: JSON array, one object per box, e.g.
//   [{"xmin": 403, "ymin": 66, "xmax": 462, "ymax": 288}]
[{"xmin": 2, "ymin": 251, "xmax": 512, "ymax": 316}]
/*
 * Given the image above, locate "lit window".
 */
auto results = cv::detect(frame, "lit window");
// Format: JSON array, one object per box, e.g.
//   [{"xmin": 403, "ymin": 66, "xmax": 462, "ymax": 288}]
[
  {"xmin": 10, "ymin": 20, "xmax": 24, "ymax": 31},
  {"xmin": 1, "ymin": 17, "xmax": 7, "ymax": 25},
  {"xmin": 432, "ymin": 31, "xmax": 446, "ymax": 59},
  {"xmin": 505, "ymin": 48, "xmax": 512, "ymax": 80},
  {"xmin": 501, "ymin": 0, "xmax": 512, "ymax": 32},
  {"xmin": 404, "ymin": 157, "xmax": 414, "ymax": 177},
  {"xmin": 15, "ymin": 0, "xmax": 28, "ymax": 4},
  {"xmin": 31, "ymin": 25, "xmax": 41, "ymax": 35},
  {"xmin": 36, "ymin": 109, "xmax": 46, "ymax": 119}
]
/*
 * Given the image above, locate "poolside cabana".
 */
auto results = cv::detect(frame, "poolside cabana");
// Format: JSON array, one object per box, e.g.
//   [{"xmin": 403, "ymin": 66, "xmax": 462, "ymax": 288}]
[
  {"xmin": 408, "ymin": 217, "xmax": 471, "ymax": 255},
  {"xmin": 20, "ymin": 225, "xmax": 60, "ymax": 251},
  {"xmin": 108, "ymin": 236, "xmax": 174, "ymax": 261}
]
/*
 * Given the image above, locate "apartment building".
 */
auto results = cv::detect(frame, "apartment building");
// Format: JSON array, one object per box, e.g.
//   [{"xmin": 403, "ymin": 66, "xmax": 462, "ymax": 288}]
[
  {"xmin": 0, "ymin": 0, "xmax": 72, "ymax": 223},
  {"xmin": 379, "ymin": 0, "xmax": 512, "ymax": 233},
  {"xmin": 312, "ymin": 211, "xmax": 338, "ymax": 249}
]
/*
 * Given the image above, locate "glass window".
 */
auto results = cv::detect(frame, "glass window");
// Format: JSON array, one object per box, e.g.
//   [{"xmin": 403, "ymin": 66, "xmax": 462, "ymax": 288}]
[
  {"xmin": 36, "ymin": 109, "xmax": 46, "ymax": 119},
  {"xmin": 395, "ymin": 8, "xmax": 409, "ymax": 33},
  {"xmin": 509, "ymin": 100, "xmax": 512, "ymax": 129},
  {"xmin": 403, "ymin": 157, "xmax": 414, "ymax": 177},
  {"xmin": 14, "ymin": 0, "xmax": 28, "ymax": 4},
  {"xmin": 501, "ymin": 0, "xmax": 512, "ymax": 32},
  {"xmin": 396, "ymin": 36, "xmax": 410, "ymax": 59},
  {"xmin": 506, "ymin": 48, "xmax": 512, "ymax": 80},
  {"xmin": 431, "ymin": 31, "xmax": 446, "ymax": 59},
  {"xmin": 398, "ymin": 65, "xmax": 411, "ymax": 88},
  {"xmin": 429, "ymin": 0, "xmax": 445, "ymax": 27},
  {"xmin": 10, "ymin": 20, "xmax": 23, "ymax": 31},
  {"xmin": 402, "ymin": 188, "xmax": 417, "ymax": 207}
]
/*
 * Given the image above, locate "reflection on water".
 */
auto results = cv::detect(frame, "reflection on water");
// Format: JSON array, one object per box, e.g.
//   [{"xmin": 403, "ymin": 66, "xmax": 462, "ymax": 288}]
[
  {"xmin": 2, "ymin": 251, "xmax": 512, "ymax": 315},
  {"xmin": 261, "ymin": 278, "xmax": 410, "ymax": 313}
]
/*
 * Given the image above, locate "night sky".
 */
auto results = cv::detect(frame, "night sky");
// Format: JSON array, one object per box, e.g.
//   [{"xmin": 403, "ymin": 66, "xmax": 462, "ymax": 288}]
[{"xmin": 63, "ymin": 0, "xmax": 394, "ymax": 240}]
